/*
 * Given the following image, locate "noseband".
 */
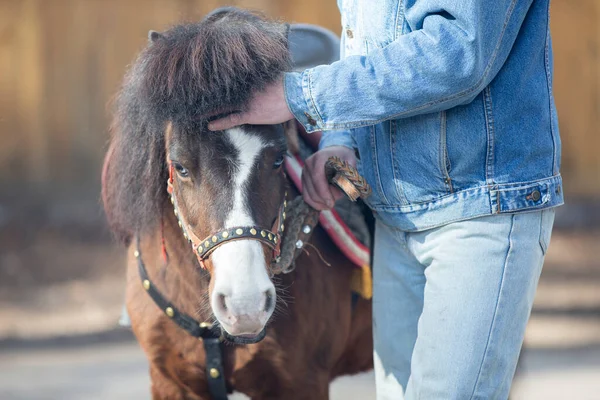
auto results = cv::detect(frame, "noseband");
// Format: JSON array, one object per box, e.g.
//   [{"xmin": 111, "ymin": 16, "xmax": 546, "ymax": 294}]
[{"xmin": 167, "ymin": 163, "xmax": 287, "ymax": 272}]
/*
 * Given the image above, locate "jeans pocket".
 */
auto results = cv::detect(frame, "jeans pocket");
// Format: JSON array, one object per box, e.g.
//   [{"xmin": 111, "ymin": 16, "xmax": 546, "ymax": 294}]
[{"xmin": 538, "ymin": 209, "xmax": 556, "ymax": 255}]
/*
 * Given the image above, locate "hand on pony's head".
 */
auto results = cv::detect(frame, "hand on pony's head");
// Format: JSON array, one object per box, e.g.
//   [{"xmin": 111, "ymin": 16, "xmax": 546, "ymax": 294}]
[{"xmin": 208, "ymin": 79, "xmax": 294, "ymax": 131}]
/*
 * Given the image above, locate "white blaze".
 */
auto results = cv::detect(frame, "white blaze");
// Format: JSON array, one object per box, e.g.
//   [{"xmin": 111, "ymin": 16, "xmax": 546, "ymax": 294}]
[
  {"xmin": 211, "ymin": 128, "xmax": 274, "ymax": 327},
  {"xmin": 223, "ymin": 128, "xmax": 264, "ymax": 228}
]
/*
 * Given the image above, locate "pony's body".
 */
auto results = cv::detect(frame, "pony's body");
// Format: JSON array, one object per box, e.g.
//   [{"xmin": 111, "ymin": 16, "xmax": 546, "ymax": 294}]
[
  {"xmin": 103, "ymin": 8, "xmax": 372, "ymax": 399},
  {"xmin": 128, "ymin": 183, "xmax": 372, "ymax": 399}
]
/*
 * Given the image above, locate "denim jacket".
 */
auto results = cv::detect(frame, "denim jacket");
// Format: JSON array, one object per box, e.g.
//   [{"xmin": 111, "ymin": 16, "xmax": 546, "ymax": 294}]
[{"xmin": 284, "ymin": 0, "xmax": 563, "ymax": 231}]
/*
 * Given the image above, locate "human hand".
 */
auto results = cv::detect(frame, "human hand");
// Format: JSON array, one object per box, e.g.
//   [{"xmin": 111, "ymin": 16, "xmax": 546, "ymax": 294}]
[
  {"xmin": 208, "ymin": 79, "xmax": 294, "ymax": 131},
  {"xmin": 302, "ymin": 146, "xmax": 357, "ymax": 210}
]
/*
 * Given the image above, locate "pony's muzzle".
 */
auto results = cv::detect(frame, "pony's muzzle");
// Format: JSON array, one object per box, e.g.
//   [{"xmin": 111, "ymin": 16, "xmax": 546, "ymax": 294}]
[
  {"xmin": 212, "ymin": 288, "xmax": 275, "ymax": 337},
  {"xmin": 210, "ymin": 240, "xmax": 276, "ymax": 337}
]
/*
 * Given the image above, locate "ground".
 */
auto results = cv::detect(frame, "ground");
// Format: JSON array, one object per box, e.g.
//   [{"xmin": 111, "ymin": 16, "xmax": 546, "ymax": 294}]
[
  {"xmin": 1, "ymin": 224, "xmax": 599, "ymax": 399},
  {"xmin": 1, "ymin": 339, "xmax": 599, "ymax": 400}
]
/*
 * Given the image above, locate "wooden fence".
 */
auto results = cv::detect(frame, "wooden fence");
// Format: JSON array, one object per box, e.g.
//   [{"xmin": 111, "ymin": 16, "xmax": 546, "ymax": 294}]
[{"xmin": 0, "ymin": 0, "xmax": 597, "ymax": 199}]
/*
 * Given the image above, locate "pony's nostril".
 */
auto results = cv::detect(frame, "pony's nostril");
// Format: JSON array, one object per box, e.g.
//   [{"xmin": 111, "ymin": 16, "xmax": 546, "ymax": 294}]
[
  {"xmin": 218, "ymin": 293, "xmax": 227, "ymax": 312},
  {"xmin": 264, "ymin": 289, "xmax": 275, "ymax": 313}
]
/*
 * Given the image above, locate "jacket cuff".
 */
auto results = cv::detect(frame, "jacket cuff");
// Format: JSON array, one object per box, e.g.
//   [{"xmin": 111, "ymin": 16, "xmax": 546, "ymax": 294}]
[
  {"xmin": 284, "ymin": 71, "xmax": 324, "ymax": 133},
  {"xmin": 318, "ymin": 130, "xmax": 355, "ymax": 150}
]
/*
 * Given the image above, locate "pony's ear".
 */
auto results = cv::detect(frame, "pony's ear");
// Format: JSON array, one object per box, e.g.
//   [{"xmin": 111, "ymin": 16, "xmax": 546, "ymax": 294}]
[{"xmin": 148, "ymin": 30, "xmax": 164, "ymax": 43}]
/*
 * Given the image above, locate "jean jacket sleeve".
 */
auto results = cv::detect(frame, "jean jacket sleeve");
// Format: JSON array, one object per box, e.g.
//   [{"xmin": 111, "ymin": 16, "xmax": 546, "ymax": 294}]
[{"xmin": 284, "ymin": 0, "xmax": 535, "ymax": 133}]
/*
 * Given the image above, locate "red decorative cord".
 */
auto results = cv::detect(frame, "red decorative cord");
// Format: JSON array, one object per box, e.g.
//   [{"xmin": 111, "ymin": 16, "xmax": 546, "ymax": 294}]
[{"xmin": 160, "ymin": 211, "xmax": 169, "ymax": 264}]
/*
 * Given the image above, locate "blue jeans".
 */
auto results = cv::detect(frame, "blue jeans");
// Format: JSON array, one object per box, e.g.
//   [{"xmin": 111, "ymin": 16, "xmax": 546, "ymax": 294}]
[{"xmin": 372, "ymin": 210, "xmax": 555, "ymax": 400}]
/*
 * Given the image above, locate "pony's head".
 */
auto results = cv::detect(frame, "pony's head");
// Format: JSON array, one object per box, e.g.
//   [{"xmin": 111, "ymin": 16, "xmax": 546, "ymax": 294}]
[{"xmin": 103, "ymin": 7, "xmax": 291, "ymax": 339}]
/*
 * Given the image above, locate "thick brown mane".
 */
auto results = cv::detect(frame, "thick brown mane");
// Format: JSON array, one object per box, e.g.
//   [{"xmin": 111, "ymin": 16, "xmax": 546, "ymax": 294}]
[{"xmin": 102, "ymin": 7, "xmax": 290, "ymax": 243}]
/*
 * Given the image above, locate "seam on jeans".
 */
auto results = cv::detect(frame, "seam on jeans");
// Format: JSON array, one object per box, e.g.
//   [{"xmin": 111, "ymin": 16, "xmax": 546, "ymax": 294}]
[
  {"xmin": 538, "ymin": 209, "xmax": 553, "ymax": 255},
  {"xmin": 538, "ymin": 210, "xmax": 546, "ymax": 254},
  {"xmin": 469, "ymin": 214, "xmax": 515, "ymax": 400},
  {"xmin": 384, "ymin": 218, "xmax": 410, "ymax": 253}
]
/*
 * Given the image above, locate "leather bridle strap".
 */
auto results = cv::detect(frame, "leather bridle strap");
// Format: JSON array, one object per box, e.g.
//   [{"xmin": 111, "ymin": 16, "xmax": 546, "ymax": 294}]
[
  {"xmin": 134, "ymin": 237, "xmax": 229, "ymax": 400},
  {"xmin": 195, "ymin": 225, "xmax": 280, "ymax": 260},
  {"xmin": 167, "ymin": 163, "xmax": 286, "ymax": 270}
]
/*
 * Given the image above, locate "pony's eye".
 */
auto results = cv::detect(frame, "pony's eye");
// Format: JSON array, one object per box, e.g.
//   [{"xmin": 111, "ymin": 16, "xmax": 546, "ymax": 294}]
[
  {"xmin": 273, "ymin": 154, "xmax": 285, "ymax": 169},
  {"xmin": 173, "ymin": 162, "xmax": 189, "ymax": 178}
]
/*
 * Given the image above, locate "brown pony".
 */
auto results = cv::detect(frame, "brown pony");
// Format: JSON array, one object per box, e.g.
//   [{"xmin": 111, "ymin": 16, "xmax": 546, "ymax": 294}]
[{"xmin": 102, "ymin": 8, "xmax": 372, "ymax": 399}]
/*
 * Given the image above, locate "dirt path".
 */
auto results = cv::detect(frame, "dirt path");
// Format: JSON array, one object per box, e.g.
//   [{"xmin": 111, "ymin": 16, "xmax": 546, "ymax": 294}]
[
  {"xmin": 1, "ymin": 230, "xmax": 599, "ymax": 399},
  {"xmin": 1, "ymin": 339, "xmax": 599, "ymax": 400}
]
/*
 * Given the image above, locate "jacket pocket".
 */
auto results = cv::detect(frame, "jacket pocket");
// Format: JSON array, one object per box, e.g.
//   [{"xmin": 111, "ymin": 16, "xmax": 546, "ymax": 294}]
[
  {"xmin": 354, "ymin": 126, "xmax": 386, "ymax": 207},
  {"xmin": 439, "ymin": 111, "xmax": 453, "ymax": 193}
]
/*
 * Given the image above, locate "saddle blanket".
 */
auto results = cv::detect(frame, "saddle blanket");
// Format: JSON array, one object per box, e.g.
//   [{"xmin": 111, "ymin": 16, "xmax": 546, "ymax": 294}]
[{"xmin": 285, "ymin": 123, "xmax": 373, "ymax": 299}]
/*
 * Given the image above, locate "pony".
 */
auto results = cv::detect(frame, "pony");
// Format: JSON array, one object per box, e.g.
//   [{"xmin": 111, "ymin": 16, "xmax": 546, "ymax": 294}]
[{"xmin": 102, "ymin": 7, "xmax": 372, "ymax": 399}]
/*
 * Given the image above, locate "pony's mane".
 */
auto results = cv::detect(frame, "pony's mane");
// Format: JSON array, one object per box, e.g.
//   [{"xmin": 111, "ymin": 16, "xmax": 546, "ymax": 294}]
[{"xmin": 102, "ymin": 7, "xmax": 290, "ymax": 243}]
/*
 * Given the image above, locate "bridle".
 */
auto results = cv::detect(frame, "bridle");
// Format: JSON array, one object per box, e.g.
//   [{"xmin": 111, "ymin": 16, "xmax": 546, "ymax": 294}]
[
  {"xmin": 132, "ymin": 161, "xmax": 289, "ymax": 400},
  {"xmin": 134, "ymin": 156, "xmax": 370, "ymax": 400},
  {"xmin": 166, "ymin": 162, "xmax": 287, "ymax": 272}
]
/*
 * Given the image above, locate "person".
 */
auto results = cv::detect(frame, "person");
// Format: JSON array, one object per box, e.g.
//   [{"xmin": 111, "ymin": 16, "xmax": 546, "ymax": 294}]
[{"xmin": 209, "ymin": 0, "xmax": 563, "ymax": 398}]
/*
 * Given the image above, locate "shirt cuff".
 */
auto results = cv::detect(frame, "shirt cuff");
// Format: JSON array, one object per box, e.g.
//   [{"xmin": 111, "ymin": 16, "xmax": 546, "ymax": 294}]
[{"xmin": 284, "ymin": 70, "xmax": 324, "ymax": 133}]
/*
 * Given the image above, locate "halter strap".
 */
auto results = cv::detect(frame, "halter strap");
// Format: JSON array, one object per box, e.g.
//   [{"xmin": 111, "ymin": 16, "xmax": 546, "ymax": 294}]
[
  {"xmin": 134, "ymin": 237, "xmax": 230, "ymax": 400},
  {"xmin": 136, "ymin": 237, "xmax": 220, "ymax": 339},
  {"xmin": 167, "ymin": 162, "xmax": 286, "ymax": 271},
  {"xmin": 195, "ymin": 225, "xmax": 279, "ymax": 258}
]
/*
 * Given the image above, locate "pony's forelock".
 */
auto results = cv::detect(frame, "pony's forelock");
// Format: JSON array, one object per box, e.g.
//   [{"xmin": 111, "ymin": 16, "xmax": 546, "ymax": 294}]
[{"xmin": 102, "ymin": 8, "xmax": 290, "ymax": 242}]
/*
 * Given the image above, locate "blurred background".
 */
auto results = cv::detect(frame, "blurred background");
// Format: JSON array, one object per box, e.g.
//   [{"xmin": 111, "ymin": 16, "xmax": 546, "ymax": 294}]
[{"xmin": 0, "ymin": 1, "xmax": 598, "ymax": 399}]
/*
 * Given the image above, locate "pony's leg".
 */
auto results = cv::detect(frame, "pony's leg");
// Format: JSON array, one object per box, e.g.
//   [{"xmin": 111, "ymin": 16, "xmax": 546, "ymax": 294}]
[
  {"xmin": 150, "ymin": 366, "xmax": 182, "ymax": 400},
  {"xmin": 244, "ymin": 367, "xmax": 329, "ymax": 400},
  {"xmin": 261, "ymin": 380, "xmax": 329, "ymax": 400},
  {"xmin": 149, "ymin": 365, "xmax": 205, "ymax": 400},
  {"xmin": 330, "ymin": 296, "xmax": 373, "ymax": 378}
]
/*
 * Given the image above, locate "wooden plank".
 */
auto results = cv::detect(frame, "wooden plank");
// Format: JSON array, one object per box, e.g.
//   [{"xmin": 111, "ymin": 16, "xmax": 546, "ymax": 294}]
[
  {"xmin": 0, "ymin": 0, "xmax": 597, "ymax": 200},
  {"xmin": 0, "ymin": 1, "xmax": 21, "ymax": 174},
  {"xmin": 15, "ymin": 0, "xmax": 47, "ymax": 183},
  {"xmin": 278, "ymin": 0, "xmax": 341, "ymax": 33},
  {"xmin": 551, "ymin": 0, "xmax": 600, "ymax": 197}
]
